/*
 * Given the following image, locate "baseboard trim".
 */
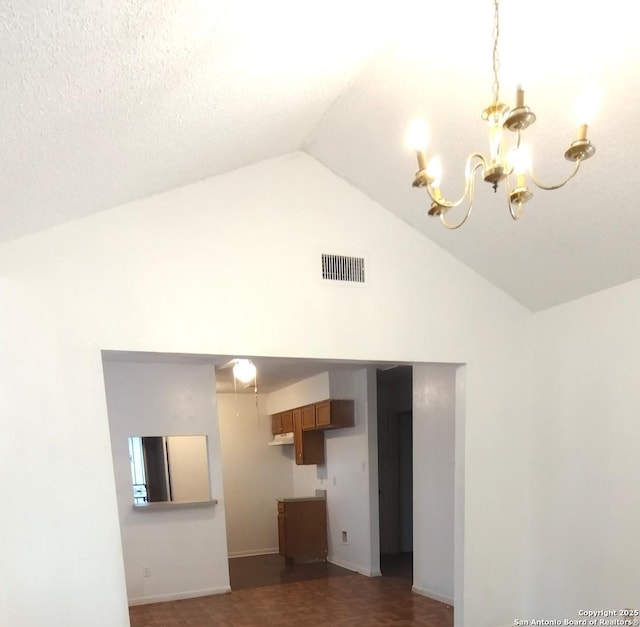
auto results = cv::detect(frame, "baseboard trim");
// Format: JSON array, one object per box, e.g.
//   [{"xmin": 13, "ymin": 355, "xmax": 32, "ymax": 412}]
[
  {"xmin": 228, "ymin": 548, "xmax": 279, "ymax": 559},
  {"xmin": 327, "ymin": 556, "xmax": 381, "ymax": 577},
  {"xmin": 128, "ymin": 586, "xmax": 231, "ymax": 606},
  {"xmin": 412, "ymin": 584, "xmax": 454, "ymax": 607}
]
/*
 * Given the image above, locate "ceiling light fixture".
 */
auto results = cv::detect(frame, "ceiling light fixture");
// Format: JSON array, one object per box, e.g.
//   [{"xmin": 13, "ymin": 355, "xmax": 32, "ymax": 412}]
[
  {"xmin": 406, "ymin": 0, "xmax": 596, "ymax": 229},
  {"xmin": 232, "ymin": 359, "xmax": 257, "ymax": 384}
]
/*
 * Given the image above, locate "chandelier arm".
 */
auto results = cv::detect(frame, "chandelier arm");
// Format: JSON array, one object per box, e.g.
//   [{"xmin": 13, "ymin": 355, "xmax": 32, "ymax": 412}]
[
  {"xmin": 438, "ymin": 161, "xmax": 484, "ymax": 229},
  {"xmin": 503, "ymin": 171, "xmax": 521, "ymax": 220},
  {"xmin": 504, "ymin": 177, "xmax": 523, "ymax": 220},
  {"xmin": 529, "ymin": 160, "xmax": 582, "ymax": 191},
  {"xmin": 425, "ymin": 187, "xmax": 454, "ymax": 209},
  {"xmin": 426, "ymin": 153, "xmax": 487, "ymax": 210},
  {"xmin": 439, "ymin": 207, "xmax": 473, "ymax": 230}
]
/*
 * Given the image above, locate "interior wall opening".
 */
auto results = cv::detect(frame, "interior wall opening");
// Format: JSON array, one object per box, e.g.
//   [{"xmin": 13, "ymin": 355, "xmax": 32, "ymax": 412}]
[{"xmin": 101, "ymin": 350, "xmax": 462, "ymax": 613}]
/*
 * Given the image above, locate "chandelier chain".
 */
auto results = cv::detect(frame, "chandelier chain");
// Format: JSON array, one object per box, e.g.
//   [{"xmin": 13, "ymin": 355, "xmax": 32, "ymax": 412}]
[{"xmin": 491, "ymin": 0, "xmax": 500, "ymax": 104}]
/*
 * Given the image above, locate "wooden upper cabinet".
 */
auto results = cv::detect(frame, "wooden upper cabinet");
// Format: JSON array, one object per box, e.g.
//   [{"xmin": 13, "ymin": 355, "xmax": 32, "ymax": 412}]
[
  {"xmin": 301, "ymin": 404, "xmax": 316, "ymax": 430},
  {"xmin": 270, "ymin": 400, "xmax": 353, "ymax": 465},
  {"xmin": 272, "ymin": 411, "xmax": 294, "ymax": 435},
  {"xmin": 280, "ymin": 410, "xmax": 294, "ymax": 434},
  {"xmin": 314, "ymin": 400, "xmax": 354, "ymax": 430}
]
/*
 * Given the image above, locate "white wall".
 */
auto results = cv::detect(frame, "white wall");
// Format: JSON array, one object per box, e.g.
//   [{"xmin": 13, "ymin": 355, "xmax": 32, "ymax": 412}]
[
  {"xmin": 0, "ymin": 282, "xmax": 130, "ymax": 627},
  {"xmin": 324, "ymin": 368, "xmax": 380, "ymax": 576},
  {"xmin": 217, "ymin": 392, "xmax": 294, "ymax": 557},
  {"xmin": 0, "ymin": 152, "xmax": 531, "ymax": 627},
  {"xmin": 412, "ymin": 364, "xmax": 457, "ymax": 605},
  {"xmin": 527, "ymin": 279, "xmax": 640, "ymax": 618},
  {"xmin": 266, "ymin": 372, "xmax": 330, "ymax": 414},
  {"xmin": 102, "ymin": 359, "xmax": 230, "ymax": 606}
]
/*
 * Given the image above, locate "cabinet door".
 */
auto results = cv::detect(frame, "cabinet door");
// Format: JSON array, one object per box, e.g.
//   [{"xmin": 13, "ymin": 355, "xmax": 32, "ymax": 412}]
[
  {"xmin": 271, "ymin": 414, "xmax": 283, "ymax": 435},
  {"xmin": 315, "ymin": 401, "xmax": 331, "ymax": 428},
  {"xmin": 281, "ymin": 410, "xmax": 294, "ymax": 434},
  {"xmin": 293, "ymin": 408, "xmax": 325, "ymax": 465},
  {"xmin": 293, "ymin": 409, "xmax": 304, "ymax": 465},
  {"xmin": 277, "ymin": 512, "xmax": 287, "ymax": 556},
  {"xmin": 277, "ymin": 500, "xmax": 327, "ymax": 562},
  {"xmin": 301, "ymin": 404, "xmax": 316, "ymax": 430},
  {"xmin": 315, "ymin": 400, "xmax": 355, "ymax": 430}
]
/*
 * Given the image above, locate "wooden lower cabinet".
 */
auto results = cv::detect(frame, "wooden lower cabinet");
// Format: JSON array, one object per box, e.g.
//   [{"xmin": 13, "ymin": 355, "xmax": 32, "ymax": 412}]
[
  {"xmin": 293, "ymin": 408, "xmax": 324, "ymax": 465},
  {"xmin": 277, "ymin": 499, "xmax": 327, "ymax": 563}
]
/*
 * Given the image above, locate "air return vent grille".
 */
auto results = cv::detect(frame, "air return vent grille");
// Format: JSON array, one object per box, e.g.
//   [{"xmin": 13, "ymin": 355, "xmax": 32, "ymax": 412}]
[{"xmin": 321, "ymin": 254, "xmax": 365, "ymax": 283}]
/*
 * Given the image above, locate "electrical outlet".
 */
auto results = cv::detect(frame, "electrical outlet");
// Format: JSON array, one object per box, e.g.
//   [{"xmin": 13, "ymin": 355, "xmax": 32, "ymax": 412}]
[
  {"xmin": 143, "ymin": 567, "xmax": 151, "ymax": 578},
  {"xmin": 341, "ymin": 531, "xmax": 348, "ymax": 544}
]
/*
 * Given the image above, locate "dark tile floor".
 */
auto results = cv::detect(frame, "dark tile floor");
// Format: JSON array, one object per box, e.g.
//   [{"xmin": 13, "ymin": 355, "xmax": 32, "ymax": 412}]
[
  {"xmin": 129, "ymin": 553, "xmax": 453, "ymax": 627},
  {"xmin": 229, "ymin": 553, "xmax": 355, "ymax": 590},
  {"xmin": 380, "ymin": 551, "xmax": 413, "ymax": 580}
]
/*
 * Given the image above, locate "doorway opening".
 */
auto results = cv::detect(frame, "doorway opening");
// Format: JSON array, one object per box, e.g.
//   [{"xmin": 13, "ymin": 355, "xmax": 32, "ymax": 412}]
[{"xmin": 377, "ymin": 366, "xmax": 413, "ymax": 581}]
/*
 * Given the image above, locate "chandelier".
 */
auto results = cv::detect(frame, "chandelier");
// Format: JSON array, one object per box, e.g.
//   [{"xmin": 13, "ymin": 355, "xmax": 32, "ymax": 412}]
[{"xmin": 407, "ymin": 0, "xmax": 596, "ymax": 229}]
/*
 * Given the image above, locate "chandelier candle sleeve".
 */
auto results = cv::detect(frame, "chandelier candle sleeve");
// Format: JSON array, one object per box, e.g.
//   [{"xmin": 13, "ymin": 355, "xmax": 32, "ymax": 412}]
[
  {"xmin": 577, "ymin": 124, "xmax": 588, "ymax": 141},
  {"xmin": 516, "ymin": 85, "xmax": 524, "ymax": 108}
]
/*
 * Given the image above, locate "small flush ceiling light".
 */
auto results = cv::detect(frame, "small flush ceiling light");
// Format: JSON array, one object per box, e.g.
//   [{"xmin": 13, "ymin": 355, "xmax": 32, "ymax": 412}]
[
  {"xmin": 232, "ymin": 359, "xmax": 257, "ymax": 384},
  {"xmin": 407, "ymin": 0, "xmax": 597, "ymax": 229}
]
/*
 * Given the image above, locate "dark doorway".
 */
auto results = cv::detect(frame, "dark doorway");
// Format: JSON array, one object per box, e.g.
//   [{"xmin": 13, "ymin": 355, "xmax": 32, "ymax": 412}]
[{"xmin": 377, "ymin": 366, "xmax": 413, "ymax": 581}]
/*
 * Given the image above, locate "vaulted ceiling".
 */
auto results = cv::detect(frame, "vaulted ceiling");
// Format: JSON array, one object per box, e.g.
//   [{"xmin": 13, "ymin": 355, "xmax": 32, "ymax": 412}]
[{"xmin": 2, "ymin": 0, "xmax": 638, "ymax": 311}]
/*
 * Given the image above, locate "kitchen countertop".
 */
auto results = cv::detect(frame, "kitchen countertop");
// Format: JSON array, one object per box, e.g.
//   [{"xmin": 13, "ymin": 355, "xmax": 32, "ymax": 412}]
[{"xmin": 277, "ymin": 496, "xmax": 326, "ymax": 502}]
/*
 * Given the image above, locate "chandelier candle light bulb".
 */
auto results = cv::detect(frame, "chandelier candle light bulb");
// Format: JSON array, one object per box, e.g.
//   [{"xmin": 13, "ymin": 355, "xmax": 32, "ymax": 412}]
[
  {"xmin": 510, "ymin": 146, "xmax": 531, "ymax": 188},
  {"xmin": 426, "ymin": 157, "xmax": 443, "ymax": 199},
  {"xmin": 406, "ymin": 119, "xmax": 429, "ymax": 171},
  {"xmin": 407, "ymin": 0, "xmax": 596, "ymax": 229},
  {"xmin": 574, "ymin": 89, "xmax": 598, "ymax": 141}
]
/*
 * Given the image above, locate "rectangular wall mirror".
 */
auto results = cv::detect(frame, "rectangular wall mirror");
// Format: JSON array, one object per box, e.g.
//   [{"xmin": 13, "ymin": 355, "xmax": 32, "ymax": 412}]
[{"xmin": 128, "ymin": 435, "xmax": 211, "ymax": 505}]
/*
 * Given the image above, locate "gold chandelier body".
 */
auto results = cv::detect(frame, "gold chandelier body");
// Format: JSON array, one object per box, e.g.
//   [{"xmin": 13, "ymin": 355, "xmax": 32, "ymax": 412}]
[{"xmin": 409, "ymin": 0, "xmax": 596, "ymax": 229}]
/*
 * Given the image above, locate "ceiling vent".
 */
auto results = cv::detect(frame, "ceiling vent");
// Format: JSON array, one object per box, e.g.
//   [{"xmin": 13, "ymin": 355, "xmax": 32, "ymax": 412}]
[{"xmin": 321, "ymin": 254, "xmax": 366, "ymax": 284}]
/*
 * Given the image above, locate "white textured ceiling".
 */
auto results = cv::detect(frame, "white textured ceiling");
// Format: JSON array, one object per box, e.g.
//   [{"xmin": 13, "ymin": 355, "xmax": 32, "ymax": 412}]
[
  {"xmin": 0, "ymin": 0, "xmax": 391, "ymax": 239},
  {"xmin": 2, "ymin": 0, "xmax": 639, "ymax": 311}
]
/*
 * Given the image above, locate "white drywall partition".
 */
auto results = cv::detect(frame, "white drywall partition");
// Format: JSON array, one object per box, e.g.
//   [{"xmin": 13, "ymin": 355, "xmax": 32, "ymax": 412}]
[
  {"xmin": 102, "ymin": 359, "xmax": 230, "ymax": 606},
  {"xmin": 412, "ymin": 364, "xmax": 457, "ymax": 605}
]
